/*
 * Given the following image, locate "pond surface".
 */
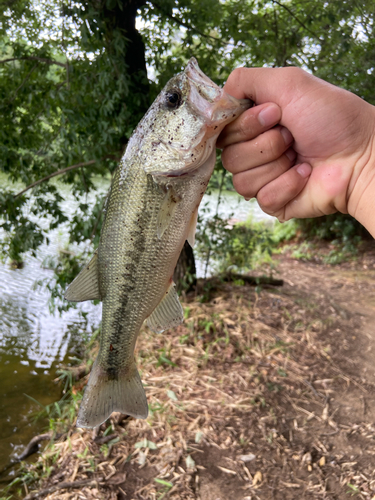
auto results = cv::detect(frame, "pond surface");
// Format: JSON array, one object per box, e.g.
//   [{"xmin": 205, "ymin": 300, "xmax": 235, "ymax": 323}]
[{"xmin": 0, "ymin": 179, "xmax": 271, "ymax": 478}]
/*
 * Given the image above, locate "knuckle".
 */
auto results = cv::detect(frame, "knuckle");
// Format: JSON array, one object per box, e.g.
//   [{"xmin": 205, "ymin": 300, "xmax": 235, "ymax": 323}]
[
  {"xmin": 257, "ymin": 182, "xmax": 287, "ymax": 216},
  {"xmin": 265, "ymin": 129, "xmax": 287, "ymax": 159},
  {"xmin": 282, "ymin": 66, "xmax": 304, "ymax": 81},
  {"xmin": 221, "ymin": 147, "xmax": 232, "ymax": 171},
  {"xmin": 259, "ymin": 196, "xmax": 285, "ymax": 220},
  {"xmin": 232, "ymin": 173, "xmax": 254, "ymax": 198},
  {"xmin": 221, "ymin": 145, "xmax": 241, "ymax": 173},
  {"xmin": 226, "ymin": 67, "xmax": 251, "ymax": 95},
  {"xmin": 238, "ymin": 111, "xmax": 256, "ymax": 138},
  {"xmin": 229, "ymin": 67, "xmax": 247, "ymax": 83},
  {"xmin": 238, "ymin": 115, "xmax": 249, "ymax": 137},
  {"xmin": 257, "ymin": 188, "xmax": 274, "ymax": 212},
  {"xmin": 226, "ymin": 68, "xmax": 242, "ymax": 89}
]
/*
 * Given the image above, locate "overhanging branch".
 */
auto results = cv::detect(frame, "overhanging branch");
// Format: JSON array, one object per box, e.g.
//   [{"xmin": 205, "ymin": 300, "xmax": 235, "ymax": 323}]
[
  {"xmin": 0, "ymin": 56, "xmax": 67, "ymax": 68},
  {"xmin": 14, "ymin": 160, "xmax": 97, "ymax": 198},
  {"xmin": 150, "ymin": 1, "xmax": 227, "ymax": 46},
  {"xmin": 272, "ymin": 0, "xmax": 322, "ymax": 42}
]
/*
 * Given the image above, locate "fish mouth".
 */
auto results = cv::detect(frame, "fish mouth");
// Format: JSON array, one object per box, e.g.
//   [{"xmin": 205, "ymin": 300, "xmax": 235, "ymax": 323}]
[{"xmin": 185, "ymin": 57, "xmax": 251, "ymax": 126}]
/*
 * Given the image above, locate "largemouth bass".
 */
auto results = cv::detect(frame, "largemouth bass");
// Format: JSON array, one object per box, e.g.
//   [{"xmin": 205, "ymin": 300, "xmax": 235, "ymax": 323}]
[{"xmin": 65, "ymin": 58, "xmax": 250, "ymax": 428}]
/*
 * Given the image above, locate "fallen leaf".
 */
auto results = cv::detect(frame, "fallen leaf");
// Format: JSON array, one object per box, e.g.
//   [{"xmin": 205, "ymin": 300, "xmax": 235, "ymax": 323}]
[{"xmin": 253, "ymin": 471, "xmax": 262, "ymax": 485}]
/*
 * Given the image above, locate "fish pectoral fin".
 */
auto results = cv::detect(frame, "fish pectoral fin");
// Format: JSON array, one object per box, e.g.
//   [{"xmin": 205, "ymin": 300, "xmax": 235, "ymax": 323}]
[
  {"xmin": 187, "ymin": 207, "xmax": 199, "ymax": 247},
  {"xmin": 64, "ymin": 251, "xmax": 101, "ymax": 302},
  {"xmin": 147, "ymin": 281, "xmax": 184, "ymax": 333},
  {"xmin": 76, "ymin": 360, "xmax": 148, "ymax": 428},
  {"xmin": 157, "ymin": 187, "xmax": 181, "ymax": 239}
]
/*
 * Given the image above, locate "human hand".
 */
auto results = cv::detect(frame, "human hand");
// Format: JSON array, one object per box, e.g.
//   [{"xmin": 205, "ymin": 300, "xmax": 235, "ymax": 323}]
[{"xmin": 217, "ymin": 67, "xmax": 375, "ymax": 236}]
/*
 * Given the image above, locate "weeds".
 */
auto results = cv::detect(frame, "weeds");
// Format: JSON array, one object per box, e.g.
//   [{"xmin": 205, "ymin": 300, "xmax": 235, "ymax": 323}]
[{"xmin": 196, "ymin": 215, "xmax": 275, "ymax": 276}]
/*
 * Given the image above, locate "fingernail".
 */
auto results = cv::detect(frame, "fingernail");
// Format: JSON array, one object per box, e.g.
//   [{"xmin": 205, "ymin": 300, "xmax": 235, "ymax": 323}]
[
  {"xmin": 280, "ymin": 127, "xmax": 293, "ymax": 145},
  {"xmin": 285, "ymin": 148, "xmax": 296, "ymax": 162},
  {"xmin": 258, "ymin": 104, "xmax": 280, "ymax": 127},
  {"xmin": 296, "ymin": 163, "xmax": 312, "ymax": 178}
]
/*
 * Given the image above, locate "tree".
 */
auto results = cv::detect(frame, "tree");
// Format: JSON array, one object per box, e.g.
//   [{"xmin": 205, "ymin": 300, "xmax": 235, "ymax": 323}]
[{"xmin": 0, "ymin": 0, "xmax": 374, "ymax": 289}]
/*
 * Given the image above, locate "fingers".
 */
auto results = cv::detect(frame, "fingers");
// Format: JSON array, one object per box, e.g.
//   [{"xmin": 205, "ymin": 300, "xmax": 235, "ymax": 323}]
[
  {"xmin": 217, "ymin": 102, "xmax": 281, "ymax": 149},
  {"xmin": 257, "ymin": 163, "xmax": 312, "ymax": 221},
  {"xmin": 222, "ymin": 125, "xmax": 294, "ymax": 174},
  {"xmin": 232, "ymin": 149, "xmax": 297, "ymax": 198}
]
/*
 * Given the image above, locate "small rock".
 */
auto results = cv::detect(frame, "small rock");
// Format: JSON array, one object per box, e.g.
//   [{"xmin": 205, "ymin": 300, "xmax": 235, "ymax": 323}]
[
  {"xmin": 302, "ymin": 452, "xmax": 312, "ymax": 465},
  {"xmin": 239, "ymin": 454, "xmax": 256, "ymax": 463}
]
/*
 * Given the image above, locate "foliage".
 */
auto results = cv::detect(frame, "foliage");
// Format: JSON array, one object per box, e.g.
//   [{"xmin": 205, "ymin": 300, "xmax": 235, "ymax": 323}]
[
  {"xmin": 196, "ymin": 215, "xmax": 274, "ymax": 275},
  {"xmin": 0, "ymin": 0, "xmax": 374, "ymax": 280},
  {"xmin": 291, "ymin": 214, "xmax": 370, "ymax": 262},
  {"xmin": 0, "ymin": 0, "xmax": 149, "ymax": 264},
  {"xmin": 272, "ymin": 217, "xmax": 364, "ymax": 265},
  {"xmin": 294, "ymin": 214, "xmax": 371, "ymax": 242}
]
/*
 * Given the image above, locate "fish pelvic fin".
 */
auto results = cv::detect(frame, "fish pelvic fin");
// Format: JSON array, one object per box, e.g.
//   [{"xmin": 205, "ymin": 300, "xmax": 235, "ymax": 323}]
[
  {"xmin": 147, "ymin": 281, "xmax": 184, "ymax": 333},
  {"xmin": 76, "ymin": 360, "xmax": 148, "ymax": 428},
  {"xmin": 65, "ymin": 251, "xmax": 101, "ymax": 302}
]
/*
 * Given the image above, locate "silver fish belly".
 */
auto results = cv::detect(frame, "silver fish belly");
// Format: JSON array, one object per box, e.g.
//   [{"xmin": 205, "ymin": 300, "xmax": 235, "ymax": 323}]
[{"xmin": 65, "ymin": 58, "xmax": 251, "ymax": 428}]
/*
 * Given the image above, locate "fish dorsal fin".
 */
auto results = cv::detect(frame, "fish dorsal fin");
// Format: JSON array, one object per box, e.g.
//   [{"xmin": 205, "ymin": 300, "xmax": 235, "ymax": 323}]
[
  {"xmin": 157, "ymin": 187, "xmax": 181, "ymax": 239},
  {"xmin": 147, "ymin": 281, "xmax": 184, "ymax": 333},
  {"xmin": 187, "ymin": 207, "xmax": 199, "ymax": 247},
  {"xmin": 64, "ymin": 251, "xmax": 101, "ymax": 302}
]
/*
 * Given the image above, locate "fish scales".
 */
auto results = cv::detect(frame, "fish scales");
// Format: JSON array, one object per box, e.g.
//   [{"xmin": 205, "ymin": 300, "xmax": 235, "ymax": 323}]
[{"xmin": 65, "ymin": 58, "xmax": 251, "ymax": 428}]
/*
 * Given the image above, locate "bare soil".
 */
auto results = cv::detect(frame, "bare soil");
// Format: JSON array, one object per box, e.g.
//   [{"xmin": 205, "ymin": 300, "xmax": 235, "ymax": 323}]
[{"xmin": 16, "ymin": 244, "xmax": 375, "ymax": 500}]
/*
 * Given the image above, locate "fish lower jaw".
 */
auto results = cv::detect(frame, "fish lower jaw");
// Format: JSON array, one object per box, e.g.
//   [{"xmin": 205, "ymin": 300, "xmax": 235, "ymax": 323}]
[{"xmin": 182, "ymin": 138, "xmax": 216, "ymax": 170}]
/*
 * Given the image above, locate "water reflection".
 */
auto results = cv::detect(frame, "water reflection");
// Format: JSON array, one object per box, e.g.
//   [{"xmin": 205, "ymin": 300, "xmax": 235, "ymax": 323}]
[
  {"xmin": 0, "ymin": 179, "xmax": 104, "ymax": 475},
  {"xmin": 0, "ymin": 252, "xmax": 102, "ymax": 473}
]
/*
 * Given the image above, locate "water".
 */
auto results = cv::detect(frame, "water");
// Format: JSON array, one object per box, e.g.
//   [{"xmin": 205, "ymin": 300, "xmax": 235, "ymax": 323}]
[
  {"xmin": 0, "ymin": 177, "xmax": 106, "ymax": 477},
  {"xmin": 0, "ymin": 180, "xmax": 270, "ymax": 478}
]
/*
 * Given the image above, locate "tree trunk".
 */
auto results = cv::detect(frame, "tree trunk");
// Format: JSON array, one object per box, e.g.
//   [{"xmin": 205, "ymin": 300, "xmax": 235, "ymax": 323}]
[
  {"xmin": 85, "ymin": 0, "xmax": 150, "ymax": 147},
  {"xmin": 174, "ymin": 241, "xmax": 197, "ymax": 293}
]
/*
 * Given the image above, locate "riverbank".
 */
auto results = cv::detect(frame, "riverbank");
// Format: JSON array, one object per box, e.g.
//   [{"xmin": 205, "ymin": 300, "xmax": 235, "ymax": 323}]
[{"xmin": 3, "ymin": 245, "xmax": 375, "ymax": 500}]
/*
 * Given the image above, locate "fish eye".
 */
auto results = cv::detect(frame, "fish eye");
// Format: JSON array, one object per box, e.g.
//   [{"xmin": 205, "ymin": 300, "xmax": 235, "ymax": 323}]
[{"xmin": 165, "ymin": 90, "xmax": 182, "ymax": 109}]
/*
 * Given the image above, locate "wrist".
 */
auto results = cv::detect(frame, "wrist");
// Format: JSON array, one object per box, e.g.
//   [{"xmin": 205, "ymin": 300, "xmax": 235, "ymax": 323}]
[{"xmin": 347, "ymin": 105, "xmax": 375, "ymax": 237}]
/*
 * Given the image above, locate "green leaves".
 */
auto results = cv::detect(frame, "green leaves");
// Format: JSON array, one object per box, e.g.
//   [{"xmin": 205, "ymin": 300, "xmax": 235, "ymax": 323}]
[{"xmin": 0, "ymin": 0, "xmax": 374, "ymax": 291}]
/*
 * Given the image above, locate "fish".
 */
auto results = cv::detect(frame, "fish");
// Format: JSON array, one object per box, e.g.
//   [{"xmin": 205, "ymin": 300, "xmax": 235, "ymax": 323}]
[{"xmin": 65, "ymin": 58, "xmax": 251, "ymax": 428}]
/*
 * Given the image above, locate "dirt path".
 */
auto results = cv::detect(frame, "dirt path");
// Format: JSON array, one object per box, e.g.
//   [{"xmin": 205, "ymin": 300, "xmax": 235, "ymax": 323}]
[
  {"xmin": 11, "ymin": 247, "xmax": 375, "ymax": 500},
  {"xmin": 252, "ymin": 252, "xmax": 375, "ymax": 499}
]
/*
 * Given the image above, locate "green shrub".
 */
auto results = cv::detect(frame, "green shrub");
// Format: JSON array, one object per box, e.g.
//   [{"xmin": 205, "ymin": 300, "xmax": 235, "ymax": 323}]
[{"xmin": 196, "ymin": 215, "xmax": 274, "ymax": 276}]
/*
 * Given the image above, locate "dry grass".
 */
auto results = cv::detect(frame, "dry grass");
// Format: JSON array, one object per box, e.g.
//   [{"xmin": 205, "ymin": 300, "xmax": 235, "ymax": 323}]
[{"xmin": 11, "ymin": 258, "xmax": 375, "ymax": 500}]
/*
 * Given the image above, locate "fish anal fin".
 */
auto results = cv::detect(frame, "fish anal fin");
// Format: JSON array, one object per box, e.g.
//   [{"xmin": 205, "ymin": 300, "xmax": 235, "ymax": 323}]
[
  {"xmin": 187, "ymin": 207, "xmax": 199, "ymax": 247},
  {"xmin": 76, "ymin": 360, "xmax": 148, "ymax": 428},
  {"xmin": 64, "ymin": 251, "xmax": 101, "ymax": 302},
  {"xmin": 147, "ymin": 281, "xmax": 184, "ymax": 333},
  {"xmin": 157, "ymin": 187, "xmax": 181, "ymax": 239}
]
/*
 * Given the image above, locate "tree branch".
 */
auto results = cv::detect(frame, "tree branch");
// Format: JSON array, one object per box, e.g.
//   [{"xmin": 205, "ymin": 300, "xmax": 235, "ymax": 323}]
[
  {"xmin": 14, "ymin": 160, "xmax": 97, "ymax": 198},
  {"xmin": 150, "ymin": 1, "xmax": 227, "ymax": 46},
  {"xmin": 272, "ymin": 0, "xmax": 322, "ymax": 42},
  {"xmin": 9, "ymin": 63, "xmax": 38, "ymax": 103},
  {"xmin": 24, "ymin": 478, "xmax": 103, "ymax": 500},
  {"xmin": 0, "ymin": 56, "xmax": 67, "ymax": 68}
]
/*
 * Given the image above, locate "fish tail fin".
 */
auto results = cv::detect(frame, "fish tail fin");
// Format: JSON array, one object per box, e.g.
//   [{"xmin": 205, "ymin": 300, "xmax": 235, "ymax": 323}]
[{"xmin": 76, "ymin": 360, "xmax": 148, "ymax": 428}]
